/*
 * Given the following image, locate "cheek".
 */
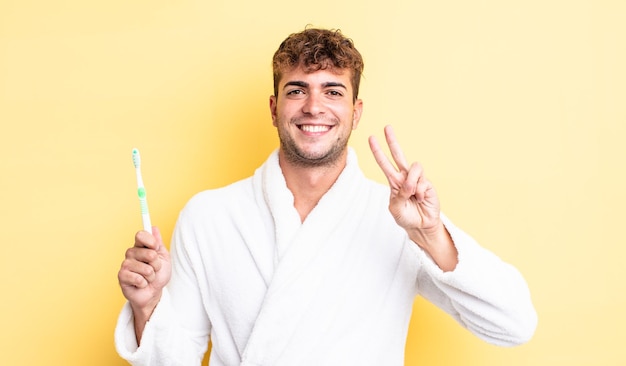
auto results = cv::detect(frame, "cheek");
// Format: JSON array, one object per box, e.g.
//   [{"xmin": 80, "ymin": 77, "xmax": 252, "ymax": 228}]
[{"xmin": 339, "ymin": 106, "xmax": 356, "ymax": 123}]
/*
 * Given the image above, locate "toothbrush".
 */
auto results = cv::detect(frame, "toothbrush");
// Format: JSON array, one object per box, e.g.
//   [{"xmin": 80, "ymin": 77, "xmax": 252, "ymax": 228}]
[{"xmin": 132, "ymin": 148, "xmax": 152, "ymax": 233}]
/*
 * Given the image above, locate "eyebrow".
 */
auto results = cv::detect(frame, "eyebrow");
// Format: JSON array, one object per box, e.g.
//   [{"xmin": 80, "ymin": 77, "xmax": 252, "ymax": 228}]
[{"xmin": 283, "ymin": 81, "xmax": 347, "ymax": 90}]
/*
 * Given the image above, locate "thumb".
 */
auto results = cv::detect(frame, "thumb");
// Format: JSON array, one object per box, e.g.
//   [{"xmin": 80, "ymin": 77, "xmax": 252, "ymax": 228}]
[{"xmin": 151, "ymin": 226, "xmax": 166, "ymax": 253}]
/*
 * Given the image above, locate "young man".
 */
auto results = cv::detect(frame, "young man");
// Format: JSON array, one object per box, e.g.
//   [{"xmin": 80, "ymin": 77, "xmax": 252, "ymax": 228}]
[{"xmin": 116, "ymin": 28, "xmax": 537, "ymax": 366}]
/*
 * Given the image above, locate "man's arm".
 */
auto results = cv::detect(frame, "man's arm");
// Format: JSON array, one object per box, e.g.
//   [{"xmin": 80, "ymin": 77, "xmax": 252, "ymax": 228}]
[
  {"xmin": 369, "ymin": 125, "xmax": 536, "ymax": 344},
  {"xmin": 415, "ymin": 214, "xmax": 538, "ymax": 345}
]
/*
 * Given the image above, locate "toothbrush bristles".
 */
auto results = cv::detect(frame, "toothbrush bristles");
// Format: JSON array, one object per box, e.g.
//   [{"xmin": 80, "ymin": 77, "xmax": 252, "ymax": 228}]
[{"xmin": 132, "ymin": 148, "xmax": 141, "ymax": 168}]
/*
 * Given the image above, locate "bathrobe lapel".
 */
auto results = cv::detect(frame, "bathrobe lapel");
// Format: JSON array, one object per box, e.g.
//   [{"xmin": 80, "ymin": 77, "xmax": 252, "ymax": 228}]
[{"xmin": 241, "ymin": 149, "xmax": 371, "ymax": 365}]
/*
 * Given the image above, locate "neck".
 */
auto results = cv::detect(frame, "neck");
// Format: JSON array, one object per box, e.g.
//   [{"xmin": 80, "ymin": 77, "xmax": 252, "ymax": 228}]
[{"xmin": 278, "ymin": 149, "xmax": 348, "ymax": 222}]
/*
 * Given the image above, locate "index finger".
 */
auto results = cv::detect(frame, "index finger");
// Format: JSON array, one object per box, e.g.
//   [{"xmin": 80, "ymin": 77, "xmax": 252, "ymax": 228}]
[
  {"xmin": 368, "ymin": 134, "xmax": 399, "ymax": 180},
  {"xmin": 383, "ymin": 125, "xmax": 409, "ymax": 172}
]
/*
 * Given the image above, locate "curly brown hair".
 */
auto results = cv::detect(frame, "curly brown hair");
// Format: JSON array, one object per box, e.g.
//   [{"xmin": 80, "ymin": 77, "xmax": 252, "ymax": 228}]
[{"xmin": 272, "ymin": 28, "xmax": 364, "ymax": 101}]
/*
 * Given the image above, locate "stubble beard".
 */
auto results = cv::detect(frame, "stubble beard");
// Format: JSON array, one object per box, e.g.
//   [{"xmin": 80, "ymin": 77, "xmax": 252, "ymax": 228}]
[{"xmin": 277, "ymin": 117, "xmax": 351, "ymax": 168}]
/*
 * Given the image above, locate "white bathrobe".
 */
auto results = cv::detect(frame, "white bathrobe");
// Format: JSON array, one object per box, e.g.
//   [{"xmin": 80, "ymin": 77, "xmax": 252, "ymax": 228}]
[{"xmin": 115, "ymin": 148, "xmax": 537, "ymax": 366}]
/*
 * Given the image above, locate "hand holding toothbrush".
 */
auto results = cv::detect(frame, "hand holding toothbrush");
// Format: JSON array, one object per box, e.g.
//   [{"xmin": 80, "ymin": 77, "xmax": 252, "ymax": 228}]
[
  {"xmin": 118, "ymin": 227, "xmax": 171, "ymax": 344},
  {"xmin": 117, "ymin": 148, "xmax": 172, "ymax": 345}
]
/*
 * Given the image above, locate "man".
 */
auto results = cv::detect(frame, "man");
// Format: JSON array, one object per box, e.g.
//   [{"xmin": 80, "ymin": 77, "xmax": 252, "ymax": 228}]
[{"xmin": 116, "ymin": 28, "xmax": 537, "ymax": 365}]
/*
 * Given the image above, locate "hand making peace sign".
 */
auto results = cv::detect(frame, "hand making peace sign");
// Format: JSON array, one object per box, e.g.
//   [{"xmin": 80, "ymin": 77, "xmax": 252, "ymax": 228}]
[
  {"xmin": 368, "ymin": 125, "xmax": 441, "ymax": 232},
  {"xmin": 369, "ymin": 125, "xmax": 458, "ymax": 271}
]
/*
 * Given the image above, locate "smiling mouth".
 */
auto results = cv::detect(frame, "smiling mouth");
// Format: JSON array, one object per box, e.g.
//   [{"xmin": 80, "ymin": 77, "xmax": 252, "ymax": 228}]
[{"xmin": 298, "ymin": 124, "xmax": 332, "ymax": 133}]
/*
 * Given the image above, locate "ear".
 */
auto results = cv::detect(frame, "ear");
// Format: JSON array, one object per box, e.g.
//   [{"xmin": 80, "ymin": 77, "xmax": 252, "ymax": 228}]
[
  {"xmin": 269, "ymin": 95, "xmax": 278, "ymax": 127},
  {"xmin": 351, "ymin": 99, "xmax": 363, "ymax": 130}
]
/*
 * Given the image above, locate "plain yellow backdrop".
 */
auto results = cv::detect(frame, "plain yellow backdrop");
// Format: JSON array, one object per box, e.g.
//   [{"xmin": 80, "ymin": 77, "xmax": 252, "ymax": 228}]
[{"xmin": 1, "ymin": 0, "xmax": 624, "ymax": 365}]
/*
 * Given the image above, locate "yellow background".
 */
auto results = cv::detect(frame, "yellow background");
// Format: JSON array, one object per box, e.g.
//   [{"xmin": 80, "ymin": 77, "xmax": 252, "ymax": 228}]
[{"xmin": 1, "ymin": 0, "xmax": 624, "ymax": 364}]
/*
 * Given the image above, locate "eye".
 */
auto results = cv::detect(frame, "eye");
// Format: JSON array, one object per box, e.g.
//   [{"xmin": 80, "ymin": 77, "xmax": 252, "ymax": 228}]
[
  {"xmin": 327, "ymin": 90, "xmax": 344, "ymax": 97},
  {"xmin": 286, "ymin": 89, "xmax": 305, "ymax": 96}
]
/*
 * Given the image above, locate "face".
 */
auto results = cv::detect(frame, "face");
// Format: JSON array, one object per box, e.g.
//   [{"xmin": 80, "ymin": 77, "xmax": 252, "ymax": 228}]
[{"xmin": 270, "ymin": 67, "xmax": 363, "ymax": 168}]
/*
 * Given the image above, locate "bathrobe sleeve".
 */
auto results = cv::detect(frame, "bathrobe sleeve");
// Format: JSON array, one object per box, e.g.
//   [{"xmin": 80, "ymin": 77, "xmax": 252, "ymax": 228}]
[
  {"xmin": 114, "ymin": 212, "xmax": 211, "ymax": 366},
  {"xmin": 414, "ymin": 214, "xmax": 538, "ymax": 346}
]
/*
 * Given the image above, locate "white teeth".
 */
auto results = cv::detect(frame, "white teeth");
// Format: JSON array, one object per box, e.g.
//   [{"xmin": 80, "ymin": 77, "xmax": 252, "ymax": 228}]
[{"xmin": 300, "ymin": 125, "xmax": 330, "ymax": 133}]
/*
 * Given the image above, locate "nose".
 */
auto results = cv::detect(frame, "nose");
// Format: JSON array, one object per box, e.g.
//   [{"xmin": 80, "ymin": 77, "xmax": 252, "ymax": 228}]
[{"xmin": 302, "ymin": 93, "xmax": 325, "ymax": 116}]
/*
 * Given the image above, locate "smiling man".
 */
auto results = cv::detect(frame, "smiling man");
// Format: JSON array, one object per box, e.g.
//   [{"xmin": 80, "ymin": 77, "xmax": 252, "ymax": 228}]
[
  {"xmin": 115, "ymin": 28, "xmax": 537, "ymax": 366},
  {"xmin": 272, "ymin": 69, "xmax": 360, "ymax": 166}
]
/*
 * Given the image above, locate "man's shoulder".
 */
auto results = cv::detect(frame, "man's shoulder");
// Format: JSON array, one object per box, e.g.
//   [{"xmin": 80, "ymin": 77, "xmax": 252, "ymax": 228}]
[{"xmin": 182, "ymin": 175, "xmax": 255, "ymax": 213}]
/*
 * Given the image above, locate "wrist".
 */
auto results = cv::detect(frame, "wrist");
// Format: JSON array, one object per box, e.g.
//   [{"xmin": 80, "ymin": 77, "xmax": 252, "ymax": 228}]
[
  {"xmin": 407, "ymin": 220, "xmax": 447, "ymax": 248},
  {"xmin": 408, "ymin": 221, "xmax": 458, "ymax": 272},
  {"xmin": 130, "ymin": 295, "xmax": 161, "ymax": 346},
  {"xmin": 130, "ymin": 295, "xmax": 161, "ymax": 324}
]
